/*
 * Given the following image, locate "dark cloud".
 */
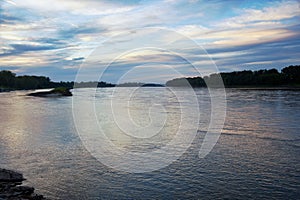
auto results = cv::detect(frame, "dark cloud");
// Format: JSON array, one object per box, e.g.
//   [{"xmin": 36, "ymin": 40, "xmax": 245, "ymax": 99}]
[
  {"xmin": 0, "ymin": 44, "xmax": 62, "ymax": 57},
  {"xmin": 11, "ymin": 44, "xmax": 58, "ymax": 51},
  {"xmin": 72, "ymin": 57, "xmax": 85, "ymax": 61},
  {"xmin": 34, "ymin": 38, "xmax": 67, "ymax": 46},
  {"xmin": 58, "ymin": 26, "xmax": 106, "ymax": 39},
  {"xmin": 0, "ymin": 37, "xmax": 71, "ymax": 57}
]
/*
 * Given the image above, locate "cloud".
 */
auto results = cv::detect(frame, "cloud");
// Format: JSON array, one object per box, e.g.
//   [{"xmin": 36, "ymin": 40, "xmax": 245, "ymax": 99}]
[
  {"xmin": 0, "ymin": 13, "xmax": 20, "ymax": 25},
  {"xmin": 58, "ymin": 26, "xmax": 106, "ymax": 39},
  {"xmin": 0, "ymin": 3, "xmax": 20, "ymax": 24},
  {"xmin": 174, "ymin": 1, "xmax": 300, "ymax": 46},
  {"xmin": 219, "ymin": 1, "xmax": 300, "ymax": 28},
  {"xmin": 0, "ymin": 43, "xmax": 64, "ymax": 57},
  {"xmin": 0, "ymin": 0, "xmax": 300, "ymax": 82},
  {"xmin": 10, "ymin": 44, "xmax": 58, "ymax": 51}
]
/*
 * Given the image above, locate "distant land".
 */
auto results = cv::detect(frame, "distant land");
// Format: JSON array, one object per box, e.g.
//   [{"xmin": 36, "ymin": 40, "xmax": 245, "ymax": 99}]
[
  {"xmin": 117, "ymin": 83, "xmax": 164, "ymax": 87},
  {"xmin": 0, "ymin": 65, "xmax": 299, "ymax": 92},
  {"xmin": 166, "ymin": 65, "xmax": 300, "ymax": 88}
]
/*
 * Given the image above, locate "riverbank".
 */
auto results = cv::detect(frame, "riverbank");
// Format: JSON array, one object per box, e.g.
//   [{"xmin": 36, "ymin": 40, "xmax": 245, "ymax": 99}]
[{"xmin": 0, "ymin": 168, "xmax": 46, "ymax": 200}]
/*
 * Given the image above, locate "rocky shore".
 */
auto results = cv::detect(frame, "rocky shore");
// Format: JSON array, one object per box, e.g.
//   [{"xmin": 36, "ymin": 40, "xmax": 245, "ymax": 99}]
[{"xmin": 0, "ymin": 169, "xmax": 46, "ymax": 200}]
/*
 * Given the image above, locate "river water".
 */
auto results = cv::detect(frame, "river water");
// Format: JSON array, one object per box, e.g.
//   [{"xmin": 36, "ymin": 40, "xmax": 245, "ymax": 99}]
[{"xmin": 0, "ymin": 88, "xmax": 299, "ymax": 199}]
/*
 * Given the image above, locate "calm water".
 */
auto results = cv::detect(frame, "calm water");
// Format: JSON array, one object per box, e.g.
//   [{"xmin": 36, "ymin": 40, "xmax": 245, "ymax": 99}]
[{"xmin": 0, "ymin": 88, "xmax": 299, "ymax": 199}]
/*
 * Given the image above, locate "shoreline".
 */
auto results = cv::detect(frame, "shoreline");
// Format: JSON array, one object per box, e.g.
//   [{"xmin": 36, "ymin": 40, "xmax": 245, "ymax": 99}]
[{"xmin": 0, "ymin": 168, "xmax": 46, "ymax": 200}]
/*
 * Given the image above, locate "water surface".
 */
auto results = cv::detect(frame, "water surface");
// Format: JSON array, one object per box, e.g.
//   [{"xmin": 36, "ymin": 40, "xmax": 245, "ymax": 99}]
[{"xmin": 0, "ymin": 88, "xmax": 299, "ymax": 199}]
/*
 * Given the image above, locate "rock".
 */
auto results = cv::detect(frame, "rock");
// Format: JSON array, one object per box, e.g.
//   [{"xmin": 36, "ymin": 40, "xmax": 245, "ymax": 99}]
[
  {"xmin": 28, "ymin": 87, "xmax": 72, "ymax": 97},
  {"xmin": 29, "ymin": 194, "xmax": 46, "ymax": 200},
  {"xmin": 0, "ymin": 169, "xmax": 24, "ymax": 182},
  {"xmin": 0, "ymin": 168, "xmax": 47, "ymax": 199},
  {"xmin": 11, "ymin": 186, "xmax": 35, "ymax": 195}
]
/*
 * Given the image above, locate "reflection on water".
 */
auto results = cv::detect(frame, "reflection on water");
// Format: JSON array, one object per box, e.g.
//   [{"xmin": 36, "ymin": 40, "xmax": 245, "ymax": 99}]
[{"xmin": 0, "ymin": 88, "xmax": 299, "ymax": 199}]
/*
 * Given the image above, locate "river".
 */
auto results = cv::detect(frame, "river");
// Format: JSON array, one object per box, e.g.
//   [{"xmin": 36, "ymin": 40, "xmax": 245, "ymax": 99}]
[{"xmin": 0, "ymin": 88, "xmax": 299, "ymax": 199}]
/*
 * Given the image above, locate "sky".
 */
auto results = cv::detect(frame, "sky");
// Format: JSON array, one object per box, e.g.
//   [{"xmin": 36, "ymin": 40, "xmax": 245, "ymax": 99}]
[{"xmin": 0, "ymin": 0, "xmax": 300, "ymax": 83}]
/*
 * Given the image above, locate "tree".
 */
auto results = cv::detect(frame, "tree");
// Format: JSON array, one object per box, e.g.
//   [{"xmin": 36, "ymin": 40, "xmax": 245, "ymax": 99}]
[
  {"xmin": 281, "ymin": 65, "xmax": 300, "ymax": 84},
  {"xmin": 0, "ymin": 70, "xmax": 16, "ymax": 87}
]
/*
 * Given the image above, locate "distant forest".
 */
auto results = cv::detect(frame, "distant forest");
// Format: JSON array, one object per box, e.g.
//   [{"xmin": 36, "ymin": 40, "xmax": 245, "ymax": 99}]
[
  {"xmin": 0, "ymin": 71, "xmax": 114, "ymax": 91},
  {"xmin": 0, "ymin": 65, "xmax": 299, "ymax": 91},
  {"xmin": 166, "ymin": 65, "xmax": 300, "ymax": 88}
]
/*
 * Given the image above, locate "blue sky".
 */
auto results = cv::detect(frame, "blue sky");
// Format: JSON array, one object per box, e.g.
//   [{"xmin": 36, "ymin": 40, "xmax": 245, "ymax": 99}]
[{"xmin": 0, "ymin": 0, "xmax": 300, "ymax": 83}]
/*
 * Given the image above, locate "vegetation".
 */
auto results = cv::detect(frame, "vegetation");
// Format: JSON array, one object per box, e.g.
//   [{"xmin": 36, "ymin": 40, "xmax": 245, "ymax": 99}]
[
  {"xmin": 0, "ymin": 71, "xmax": 114, "ymax": 91},
  {"xmin": 1, "ymin": 65, "xmax": 299, "ymax": 91},
  {"xmin": 50, "ymin": 87, "xmax": 71, "ymax": 96},
  {"xmin": 74, "ymin": 81, "xmax": 115, "ymax": 88},
  {"xmin": 0, "ymin": 70, "xmax": 74, "ymax": 90},
  {"xmin": 166, "ymin": 65, "xmax": 300, "ymax": 88}
]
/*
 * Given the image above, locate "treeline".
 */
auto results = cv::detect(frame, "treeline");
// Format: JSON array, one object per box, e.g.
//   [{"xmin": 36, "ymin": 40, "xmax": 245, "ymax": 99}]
[
  {"xmin": 0, "ymin": 70, "xmax": 74, "ymax": 90},
  {"xmin": 166, "ymin": 65, "xmax": 300, "ymax": 88},
  {"xmin": 2, "ymin": 65, "xmax": 299, "ymax": 90},
  {"xmin": 0, "ymin": 70, "xmax": 114, "ymax": 90},
  {"xmin": 116, "ymin": 82, "xmax": 164, "ymax": 87},
  {"xmin": 74, "ymin": 81, "xmax": 115, "ymax": 88},
  {"xmin": 0, "ymin": 70, "xmax": 163, "ymax": 91}
]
